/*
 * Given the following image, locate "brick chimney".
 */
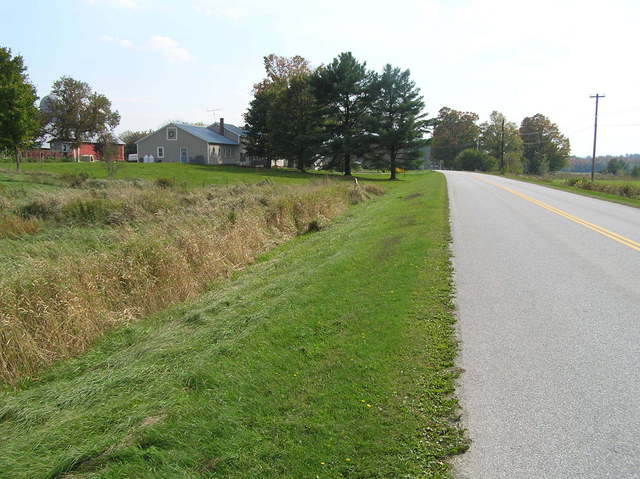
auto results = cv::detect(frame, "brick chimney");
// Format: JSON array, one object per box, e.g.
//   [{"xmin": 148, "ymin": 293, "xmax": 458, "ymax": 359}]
[{"xmin": 219, "ymin": 118, "xmax": 224, "ymax": 135}]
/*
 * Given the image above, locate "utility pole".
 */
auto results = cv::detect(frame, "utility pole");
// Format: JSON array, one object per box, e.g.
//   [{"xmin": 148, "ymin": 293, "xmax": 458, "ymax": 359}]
[
  {"xmin": 590, "ymin": 94, "xmax": 605, "ymax": 181},
  {"xmin": 500, "ymin": 117, "xmax": 505, "ymax": 173}
]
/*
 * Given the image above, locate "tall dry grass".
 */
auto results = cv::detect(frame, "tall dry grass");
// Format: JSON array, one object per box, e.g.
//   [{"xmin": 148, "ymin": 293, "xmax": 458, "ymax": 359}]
[
  {"xmin": 0, "ymin": 215, "xmax": 40, "ymax": 239},
  {"xmin": 0, "ymin": 179, "xmax": 382, "ymax": 383}
]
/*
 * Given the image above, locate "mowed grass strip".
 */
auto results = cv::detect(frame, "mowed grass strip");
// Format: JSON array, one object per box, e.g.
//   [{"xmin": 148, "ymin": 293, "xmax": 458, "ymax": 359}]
[
  {"xmin": 14, "ymin": 162, "xmax": 350, "ymax": 186},
  {"xmin": 0, "ymin": 172, "xmax": 466, "ymax": 478}
]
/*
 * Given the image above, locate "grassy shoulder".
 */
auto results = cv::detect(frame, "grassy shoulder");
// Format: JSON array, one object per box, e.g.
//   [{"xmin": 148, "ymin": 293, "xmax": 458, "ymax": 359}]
[
  {"xmin": 0, "ymin": 171, "xmax": 466, "ymax": 478},
  {"xmin": 500, "ymin": 174, "xmax": 640, "ymax": 208}
]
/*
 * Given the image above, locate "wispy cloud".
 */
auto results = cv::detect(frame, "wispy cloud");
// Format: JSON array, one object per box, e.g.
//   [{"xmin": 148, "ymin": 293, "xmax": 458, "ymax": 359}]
[
  {"xmin": 145, "ymin": 36, "xmax": 192, "ymax": 63},
  {"xmin": 100, "ymin": 35, "xmax": 192, "ymax": 63}
]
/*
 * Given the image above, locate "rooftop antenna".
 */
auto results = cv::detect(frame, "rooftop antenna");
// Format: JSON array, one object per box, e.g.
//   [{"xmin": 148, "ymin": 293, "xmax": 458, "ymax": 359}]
[{"xmin": 207, "ymin": 108, "xmax": 222, "ymax": 124}]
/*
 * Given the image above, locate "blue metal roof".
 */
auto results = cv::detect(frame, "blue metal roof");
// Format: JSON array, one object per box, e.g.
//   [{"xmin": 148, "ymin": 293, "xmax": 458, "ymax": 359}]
[
  {"xmin": 175, "ymin": 123, "xmax": 238, "ymax": 145},
  {"xmin": 208, "ymin": 122, "xmax": 247, "ymax": 137}
]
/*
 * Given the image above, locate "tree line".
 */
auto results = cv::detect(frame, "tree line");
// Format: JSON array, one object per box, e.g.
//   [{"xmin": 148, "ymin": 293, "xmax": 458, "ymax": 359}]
[
  {"xmin": 0, "ymin": 46, "xmax": 120, "ymax": 170},
  {"xmin": 1, "ymin": 44, "xmax": 573, "ymax": 178},
  {"xmin": 244, "ymin": 53, "xmax": 428, "ymax": 180},
  {"xmin": 429, "ymin": 108, "xmax": 571, "ymax": 174}
]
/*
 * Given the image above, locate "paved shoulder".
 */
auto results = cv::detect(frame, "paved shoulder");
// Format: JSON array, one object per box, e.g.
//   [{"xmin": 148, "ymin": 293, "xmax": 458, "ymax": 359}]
[{"xmin": 446, "ymin": 171, "xmax": 640, "ymax": 479}]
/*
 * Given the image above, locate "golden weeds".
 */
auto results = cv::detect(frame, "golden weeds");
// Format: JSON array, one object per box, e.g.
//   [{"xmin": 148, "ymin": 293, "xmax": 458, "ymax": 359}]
[{"xmin": 0, "ymin": 180, "xmax": 378, "ymax": 383}]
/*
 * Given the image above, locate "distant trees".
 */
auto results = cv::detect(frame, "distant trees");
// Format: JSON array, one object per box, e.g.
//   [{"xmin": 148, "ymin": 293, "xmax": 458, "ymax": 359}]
[
  {"xmin": 0, "ymin": 47, "xmax": 40, "ymax": 171},
  {"xmin": 120, "ymin": 129, "xmax": 151, "ymax": 156},
  {"xmin": 605, "ymin": 157, "xmax": 628, "ymax": 175},
  {"xmin": 519, "ymin": 114, "xmax": 570, "ymax": 174},
  {"xmin": 430, "ymin": 107, "xmax": 480, "ymax": 169},
  {"xmin": 479, "ymin": 111, "xmax": 523, "ymax": 173},
  {"xmin": 41, "ymin": 76, "xmax": 120, "ymax": 161},
  {"xmin": 424, "ymin": 108, "xmax": 571, "ymax": 175}
]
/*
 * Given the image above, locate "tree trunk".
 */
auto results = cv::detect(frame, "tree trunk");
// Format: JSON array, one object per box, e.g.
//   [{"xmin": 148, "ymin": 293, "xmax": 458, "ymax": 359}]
[
  {"xmin": 264, "ymin": 158, "xmax": 272, "ymax": 169},
  {"xmin": 390, "ymin": 151, "xmax": 397, "ymax": 180},
  {"xmin": 15, "ymin": 148, "xmax": 21, "ymax": 172},
  {"xmin": 297, "ymin": 157, "xmax": 305, "ymax": 172},
  {"xmin": 344, "ymin": 153, "xmax": 352, "ymax": 176}
]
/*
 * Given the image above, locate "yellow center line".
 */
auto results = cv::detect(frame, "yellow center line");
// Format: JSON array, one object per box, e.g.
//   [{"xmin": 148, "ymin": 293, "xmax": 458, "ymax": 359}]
[{"xmin": 477, "ymin": 177, "xmax": 640, "ymax": 253}]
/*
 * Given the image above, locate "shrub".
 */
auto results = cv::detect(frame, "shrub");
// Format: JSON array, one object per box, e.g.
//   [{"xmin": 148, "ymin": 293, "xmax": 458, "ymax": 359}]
[
  {"xmin": 18, "ymin": 198, "xmax": 60, "ymax": 220},
  {"xmin": 363, "ymin": 184, "xmax": 385, "ymax": 196},
  {"xmin": 154, "ymin": 177, "xmax": 176, "ymax": 189},
  {"xmin": 61, "ymin": 198, "xmax": 113, "ymax": 224},
  {"xmin": 60, "ymin": 172, "xmax": 90, "ymax": 188},
  {"xmin": 565, "ymin": 177, "xmax": 580, "ymax": 187},
  {"xmin": 306, "ymin": 219, "xmax": 321, "ymax": 233},
  {"xmin": 454, "ymin": 149, "xmax": 496, "ymax": 171}
]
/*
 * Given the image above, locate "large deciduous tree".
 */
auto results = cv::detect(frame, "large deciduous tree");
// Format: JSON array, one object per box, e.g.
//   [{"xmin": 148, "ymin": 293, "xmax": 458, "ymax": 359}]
[
  {"xmin": 519, "ymin": 114, "xmax": 570, "ymax": 174},
  {"xmin": 0, "ymin": 47, "xmax": 40, "ymax": 171},
  {"xmin": 41, "ymin": 76, "xmax": 120, "ymax": 160},
  {"xmin": 368, "ymin": 64, "xmax": 428, "ymax": 180},
  {"xmin": 479, "ymin": 111, "xmax": 523, "ymax": 172},
  {"xmin": 244, "ymin": 54, "xmax": 315, "ymax": 169},
  {"xmin": 253, "ymin": 54, "xmax": 311, "ymax": 94},
  {"xmin": 311, "ymin": 52, "xmax": 373, "ymax": 176},
  {"xmin": 430, "ymin": 107, "xmax": 480, "ymax": 169}
]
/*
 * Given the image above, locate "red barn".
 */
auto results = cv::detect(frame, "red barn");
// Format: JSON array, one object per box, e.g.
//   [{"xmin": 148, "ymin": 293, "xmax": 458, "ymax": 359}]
[
  {"xmin": 50, "ymin": 139, "xmax": 125, "ymax": 162},
  {"xmin": 22, "ymin": 145, "xmax": 64, "ymax": 160}
]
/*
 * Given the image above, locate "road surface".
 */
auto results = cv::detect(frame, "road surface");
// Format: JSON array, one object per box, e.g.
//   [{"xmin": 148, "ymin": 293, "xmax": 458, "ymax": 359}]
[{"xmin": 445, "ymin": 172, "xmax": 640, "ymax": 479}]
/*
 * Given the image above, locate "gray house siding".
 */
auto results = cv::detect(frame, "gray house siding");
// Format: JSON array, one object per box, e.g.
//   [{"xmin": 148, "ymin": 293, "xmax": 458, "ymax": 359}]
[
  {"xmin": 137, "ymin": 125, "xmax": 207, "ymax": 164},
  {"xmin": 136, "ymin": 122, "xmax": 250, "ymax": 166}
]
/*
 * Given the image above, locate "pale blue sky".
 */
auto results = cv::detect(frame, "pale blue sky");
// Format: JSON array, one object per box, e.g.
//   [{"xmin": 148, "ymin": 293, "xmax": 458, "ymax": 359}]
[{"xmin": 2, "ymin": 0, "xmax": 639, "ymax": 156}]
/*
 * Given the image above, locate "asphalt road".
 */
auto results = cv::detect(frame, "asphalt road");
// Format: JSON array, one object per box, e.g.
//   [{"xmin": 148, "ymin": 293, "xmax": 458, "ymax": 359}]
[{"xmin": 445, "ymin": 172, "xmax": 640, "ymax": 479}]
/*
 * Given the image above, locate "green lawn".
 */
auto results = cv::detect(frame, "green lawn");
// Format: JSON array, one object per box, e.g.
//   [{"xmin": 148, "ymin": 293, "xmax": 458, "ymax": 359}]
[
  {"xmin": 0, "ymin": 171, "xmax": 466, "ymax": 478},
  {"xmin": 10, "ymin": 162, "xmax": 389, "ymax": 186}
]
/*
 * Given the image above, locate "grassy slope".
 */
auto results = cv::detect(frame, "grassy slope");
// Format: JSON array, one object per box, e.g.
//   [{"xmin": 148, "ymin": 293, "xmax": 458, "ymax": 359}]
[
  {"xmin": 0, "ymin": 172, "xmax": 466, "ymax": 478},
  {"xmin": 13, "ymin": 162, "xmax": 347, "ymax": 186},
  {"xmin": 502, "ymin": 174, "xmax": 640, "ymax": 208}
]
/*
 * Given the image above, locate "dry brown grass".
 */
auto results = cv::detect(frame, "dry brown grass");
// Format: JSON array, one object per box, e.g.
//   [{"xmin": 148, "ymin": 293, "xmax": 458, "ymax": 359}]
[
  {"xmin": 0, "ymin": 180, "xmax": 381, "ymax": 383},
  {"xmin": 0, "ymin": 215, "xmax": 40, "ymax": 239}
]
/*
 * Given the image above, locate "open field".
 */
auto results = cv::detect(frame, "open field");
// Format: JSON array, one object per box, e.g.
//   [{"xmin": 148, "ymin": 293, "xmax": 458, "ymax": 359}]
[
  {"xmin": 503, "ymin": 173, "xmax": 640, "ymax": 208},
  {"xmin": 0, "ymin": 171, "xmax": 466, "ymax": 478}
]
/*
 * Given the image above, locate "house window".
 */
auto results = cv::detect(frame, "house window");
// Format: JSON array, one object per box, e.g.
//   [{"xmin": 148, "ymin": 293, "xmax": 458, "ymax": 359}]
[
  {"xmin": 157, "ymin": 146, "xmax": 164, "ymax": 158},
  {"xmin": 166, "ymin": 127, "xmax": 177, "ymax": 141}
]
